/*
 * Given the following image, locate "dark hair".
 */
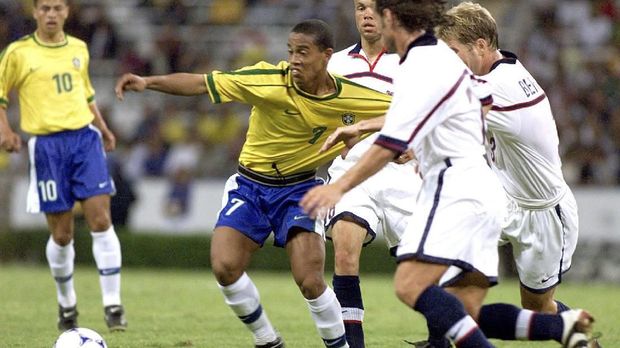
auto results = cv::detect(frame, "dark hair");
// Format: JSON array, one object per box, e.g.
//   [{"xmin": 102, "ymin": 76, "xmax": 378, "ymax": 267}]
[
  {"xmin": 34, "ymin": 0, "xmax": 70, "ymax": 6},
  {"xmin": 376, "ymin": 0, "xmax": 448, "ymax": 32},
  {"xmin": 291, "ymin": 19, "xmax": 334, "ymax": 51}
]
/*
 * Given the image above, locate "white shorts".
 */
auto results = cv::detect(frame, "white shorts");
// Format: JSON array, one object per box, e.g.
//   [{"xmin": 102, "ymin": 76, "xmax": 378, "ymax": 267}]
[
  {"xmin": 325, "ymin": 155, "xmax": 421, "ymax": 249},
  {"xmin": 501, "ymin": 190, "xmax": 579, "ymax": 292},
  {"xmin": 397, "ymin": 157, "xmax": 506, "ymax": 284}
]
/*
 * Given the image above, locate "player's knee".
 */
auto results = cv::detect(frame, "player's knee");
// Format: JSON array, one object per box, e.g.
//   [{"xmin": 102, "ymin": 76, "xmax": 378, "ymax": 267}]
[
  {"xmin": 334, "ymin": 248, "xmax": 360, "ymax": 273},
  {"xmin": 296, "ymin": 273, "xmax": 326, "ymax": 299},
  {"xmin": 52, "ymin": 233, "xmax": 73, "ymax": 246},
  {"xmin": 87, "ymin": 214, "xmax": 111, "ymax": 232},
  {"xmin": 211, "ymin": 257, "xmax": 244, "ymax": 286}
]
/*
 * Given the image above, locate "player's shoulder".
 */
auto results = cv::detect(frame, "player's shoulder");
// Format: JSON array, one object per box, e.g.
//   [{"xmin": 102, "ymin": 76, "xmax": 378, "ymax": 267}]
[
  {"xmin": 337, "ymin": 76, "xmax": 391, "ymax": 102},
  {"xmin": 331, "ymin": 43, "xmax": 358, "ymax": 59},
  {"xmin": 1, "ymin": 34, "xmax": 34, "ymax": 57},
  {"xmin": 229, "ymin": 60, "xmax": 288, "ymax": 75},
  {"xmin": 66, "ymin": 35, "xmax": 89, "ymax": 49}
]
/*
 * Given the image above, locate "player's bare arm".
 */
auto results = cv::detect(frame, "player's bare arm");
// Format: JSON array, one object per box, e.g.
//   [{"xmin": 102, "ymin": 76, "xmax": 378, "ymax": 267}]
[
  {"xmin": 301, "ymin": 144, "xmax": 396, "ymax": 218},
  {"xmin": 321, "ymin": 116, "xmax": 386, "ymax": 157},
  {"xmin": 0, "ymin": 107, "xmax": 22, "ymax": 153},
  {"xmin": 115, "ymin": 73, "xmax": 207, "ymax": 100},
  {"xmin": 89, "ymin": 103, "xmax": 116, "ymax": 152}
]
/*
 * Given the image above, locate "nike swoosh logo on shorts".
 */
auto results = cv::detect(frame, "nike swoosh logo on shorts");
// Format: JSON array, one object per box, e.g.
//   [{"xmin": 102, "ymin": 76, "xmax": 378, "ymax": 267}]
[
  {"xmin": 98, "ymin": 182, "xmax": 108, "ymax": 189},
  {"xmin": 284, "ymin": 109, "xmax": 301, "ymax": 116},
  {"xmin": 540, "ymin": 275, "xmax": 554, "ymax": 283},
  {"xmin": 293, "ymin": 215, "xmax": 308, "ymax": 220}
]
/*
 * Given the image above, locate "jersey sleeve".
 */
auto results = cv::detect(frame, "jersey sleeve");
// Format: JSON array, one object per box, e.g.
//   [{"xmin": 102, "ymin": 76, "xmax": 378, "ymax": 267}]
[
  {"xmin": 0, "ymin": 46, "xmax": 17, "ymax": 108},
  {"xmin": 204, "ymin": 61, "xmax": 285, "ymax": 105},
  {"xmin": 82, "ymin": 49, "xmax": 96, "ymax": 103},
  {"xmin": 471, "ymin": 75, "xmax": 493, "ymax": 107},
  {"xmin": 377, "ymin": 68, "xmax": 471, "ymax": 153}
]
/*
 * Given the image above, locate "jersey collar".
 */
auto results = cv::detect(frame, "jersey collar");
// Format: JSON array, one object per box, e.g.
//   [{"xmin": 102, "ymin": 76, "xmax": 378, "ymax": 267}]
[
  {"xmin": 32, "ymin": 31, "xmax": 69, "ymax": 48},
  {"xmin": 490, "ymin": 50, "xmax": 518, "ymax": 72},
  {"xmin": 348, "ymin": 42, "xmax": 363, "ymax": 55},
  {"xmin": 399, "ymin": 31, "xmax": 438, "ymax": 64},
  {"xmin": 288, "ymin": 69, "xmax": 342, "ymax": 101}
]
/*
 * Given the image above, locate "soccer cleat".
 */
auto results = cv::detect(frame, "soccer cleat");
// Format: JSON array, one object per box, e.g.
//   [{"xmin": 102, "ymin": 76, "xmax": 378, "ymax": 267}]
[
  {"xmin": 57, "ymin": 305, "xmax": 79, "ymax": 331},
  {"xmin": 255, "ymin": 336, "xmax": 285, "ymax": 348},
  {"xmin": 104, "ymin": 305, "xmax": 127, "ymax": 332},
  {"xmin": 403, "ymin": 339, "xmax": 453, "ymax": 348},
  {"xmin": 561, "ymin": 309, "xmax": 596, "ymax": 348}
]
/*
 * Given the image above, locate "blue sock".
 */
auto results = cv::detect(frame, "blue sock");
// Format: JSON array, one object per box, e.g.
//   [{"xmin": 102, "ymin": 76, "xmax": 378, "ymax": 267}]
[
  {"xmin": 480, "ymin": 304, "xmax": 563, "ymax": 342},
  {"xmin": 555, "ymin": 300, "xmax": 570, "ymax": 313},
  {"xmin": 414, "ymin": 285, "xmax": 493, "ymax": 348},
  {"xmin": 478, "ymin": 303, "xmax": 520, "ymax": 340},
  {"xmin": 333, "ymin": 275, "xmax": 364, "ymax": 348},
  {"xmin": 530, "ymin": 313, "xmax": 563, "ymax": 342}
]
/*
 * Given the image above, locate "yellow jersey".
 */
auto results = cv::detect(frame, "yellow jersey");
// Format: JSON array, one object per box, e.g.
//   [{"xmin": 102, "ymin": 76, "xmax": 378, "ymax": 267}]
[
  {"xmin": 0, "ymin": 32, "xmax": 95, "ymax": 135},
  {"xmin": 205, "ymin": 61, "xmax": 392, "ymax": 176}
]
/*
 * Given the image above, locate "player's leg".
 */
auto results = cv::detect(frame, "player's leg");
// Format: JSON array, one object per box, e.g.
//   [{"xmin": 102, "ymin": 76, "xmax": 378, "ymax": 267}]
[
  {"xmin": 331, "ymin": 219, "xmax": 368, "ymax": 348},
  {"xmin": 287, "ymin": 228, "xmax": 348, "ymax": 348},
  {"xmin": 211, "ymin": 225, "xmax": 281, "ymax": 347},
  {"xmin": 45, "ymin": 210, "xmax": 79, "ymax": 330},
  {"xmin": 72, "ymin": 126, "xmax": 125, "ymax": 330},
  {"xmin": 29, "ymin": 135, "xmax": 81, "ymax": 330},
  {"xmin": 81, "ymin": 194, "xmax": 126, "ymax": 331},
  {"xmin": 396, "ymin": 261, "xmax": 493, "ymax": 348}
]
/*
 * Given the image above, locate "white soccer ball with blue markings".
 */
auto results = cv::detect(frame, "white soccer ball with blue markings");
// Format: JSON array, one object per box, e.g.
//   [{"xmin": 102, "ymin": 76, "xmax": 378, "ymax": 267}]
[{"xmin": 53, "ymin": 328, "xmax": 107, "ymax": 348}]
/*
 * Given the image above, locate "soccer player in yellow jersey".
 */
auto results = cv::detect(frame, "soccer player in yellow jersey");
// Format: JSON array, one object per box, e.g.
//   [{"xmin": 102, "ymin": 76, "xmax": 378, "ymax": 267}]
[
  {"xmin": 0, "ymin": 0, "xmax": 127, "ymax": 332},
  {"xmin": 116, "ymin": 19, "xmax": 391, "ymax": 348}
]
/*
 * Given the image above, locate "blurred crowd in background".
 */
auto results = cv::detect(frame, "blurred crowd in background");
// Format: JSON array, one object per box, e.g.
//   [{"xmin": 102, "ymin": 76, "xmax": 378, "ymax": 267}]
[{"xmin": 0, "ymin": 0, "xmax": 619, "ymax": 224}]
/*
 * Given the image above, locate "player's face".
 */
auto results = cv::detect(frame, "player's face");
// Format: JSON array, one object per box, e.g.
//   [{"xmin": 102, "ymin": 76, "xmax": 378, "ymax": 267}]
[
  {"xmin": 287, "ymin": 32, "xmax": 332, "ymax": 89},
  {"xmin": 378, "ymin": 9, "xmax": 397, "ymax": 54},
  {"xmin": 33, "ymin": 0, "xmax": 69, "ymax": 36},
  {"xmin": 444, "ymin": 38, "xmax": 485, "ymax": 75},
  {"xmin": 354, "ymin": 0, "xmax": 382, "ymax": 43}
]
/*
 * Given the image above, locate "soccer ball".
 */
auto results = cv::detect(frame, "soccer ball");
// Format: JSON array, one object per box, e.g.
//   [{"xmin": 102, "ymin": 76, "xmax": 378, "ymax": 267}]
[{"xmin": 53, "ymin": 328, "xmax": 108, "ymax": 348}]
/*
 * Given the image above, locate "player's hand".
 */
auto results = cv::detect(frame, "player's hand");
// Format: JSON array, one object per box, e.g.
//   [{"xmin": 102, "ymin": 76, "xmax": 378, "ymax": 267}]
[
  {"xmin": 320, "ymin": 124, "xmax": 362, "ymax": 158},
  {"xmin": 393, "ymin": 149, "xmax": 415, "ymax": 164},
  {"xmin": 101, "ymin": 128, "xmax": 116, "ymax": 152},
  {"xmin": 115, "ymin": 73, "xmax": 147, "ymax": 100},
  {"xmin": 300, "ymin": 183, "xmax": 344, "ymax": 219},
  {"xmin": 0, "ymin": 129, "xmax": 22, "ymax": 153}
]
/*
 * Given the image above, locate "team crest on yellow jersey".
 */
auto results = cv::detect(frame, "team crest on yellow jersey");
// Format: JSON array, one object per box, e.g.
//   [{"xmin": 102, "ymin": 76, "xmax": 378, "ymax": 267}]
[
  {"xmin": 342, "ymin": 112, "xmax": 355, "ymax": 125},
  {"xmin": 72, "ymin": 57, "xmax": 80, "ymax": 69}
]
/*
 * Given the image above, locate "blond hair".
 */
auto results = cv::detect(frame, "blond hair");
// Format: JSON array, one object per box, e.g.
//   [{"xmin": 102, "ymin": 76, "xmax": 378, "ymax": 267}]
[{"xmin": 436, "ymin": 2, "xmax": 498, "ymax": 49}]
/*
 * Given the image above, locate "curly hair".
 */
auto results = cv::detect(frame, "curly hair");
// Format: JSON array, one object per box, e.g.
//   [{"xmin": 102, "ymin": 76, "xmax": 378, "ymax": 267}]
[
  {"xmin": 376, "ymin": 0, "xmax": 449, "ymax": 32},
  {"xmin": 291, "ymin": 19, "xmax": 335, "ymax": 51}
]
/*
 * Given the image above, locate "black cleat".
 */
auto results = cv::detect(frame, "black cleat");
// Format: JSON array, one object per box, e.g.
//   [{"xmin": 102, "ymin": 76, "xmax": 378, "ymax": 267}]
[
  {"xmin": 104, "ymin": 305, "xmax": 127, "ymax": 332},
  {"xmin": 57, "ymin": 305, "xmax": 79, "ymax": 331},
  {"xmin": 255, "ymin": 336, "xmax": 285, "ymax": 348}
]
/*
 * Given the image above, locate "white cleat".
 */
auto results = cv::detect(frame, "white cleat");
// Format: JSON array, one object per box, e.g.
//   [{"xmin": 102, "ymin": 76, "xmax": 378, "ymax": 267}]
[{"xmin": 561, "ymin": 309, "xmax": 599, "ymax": 348}]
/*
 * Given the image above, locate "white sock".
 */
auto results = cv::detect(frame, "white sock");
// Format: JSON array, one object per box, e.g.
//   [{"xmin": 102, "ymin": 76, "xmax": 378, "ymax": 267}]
[
  {"xmin": 46, "ymin": 237, "xmax": 76, "ymax": 308},
  {"xmin": 306, "ymin": 287, "xmax": 349, "ymax": 348},
  {"xmin": 446, "ymin": 315, "xmax": 479, "ymax": 343},
  {"xmin": 91, "ymin": 226, "xmax": 122, "ymax": 306},
  {"xmin": 218, "ymin": 273, "xmax": 278, "ymax": 345}
]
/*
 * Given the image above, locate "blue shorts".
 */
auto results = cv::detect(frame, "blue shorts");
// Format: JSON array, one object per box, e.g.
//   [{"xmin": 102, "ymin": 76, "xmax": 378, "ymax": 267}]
[
  {"xmin": 216, "ymin": 174, "xmax": 323, "ymax": 247},
  {"xmin": 27, "ymin": 125, "xmax": 114, "ymax": 213}
]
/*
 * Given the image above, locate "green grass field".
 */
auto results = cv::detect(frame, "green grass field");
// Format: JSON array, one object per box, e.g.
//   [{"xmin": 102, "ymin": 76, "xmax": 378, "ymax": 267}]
[{"xmin": 1, "ymin": 264, "xmax": 618, "ymax": 347}]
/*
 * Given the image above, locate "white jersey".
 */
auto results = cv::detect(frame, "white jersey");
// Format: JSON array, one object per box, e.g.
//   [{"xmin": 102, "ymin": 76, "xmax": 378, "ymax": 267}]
[
  {"xmin": 325, "ymin": 43, "xmax": 419, "ymax": 248},
  {"xmin": 484, "ymin": 51, "xmax": 568, "ymax": 208},
  {"xmin": 377, "ymin": 37, "xmax": 488, "ymax": 175},
  {"xmin": 327, "ymin": 43, "xmax": 400, "ymax": 160},
  {"xmin": 379, "ymin": 33, "xmax": 505, "ymax": 280}
]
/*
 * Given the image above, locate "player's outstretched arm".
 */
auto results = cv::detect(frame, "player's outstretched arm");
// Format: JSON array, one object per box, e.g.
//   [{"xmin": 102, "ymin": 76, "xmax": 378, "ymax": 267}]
[
  {"xmin": 301, "ymin": 144, "xmax": 395, "ymax": 219},
  {"xmin": 115, "ymin": 73, "xmax": 208, "ymax": 100}
]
